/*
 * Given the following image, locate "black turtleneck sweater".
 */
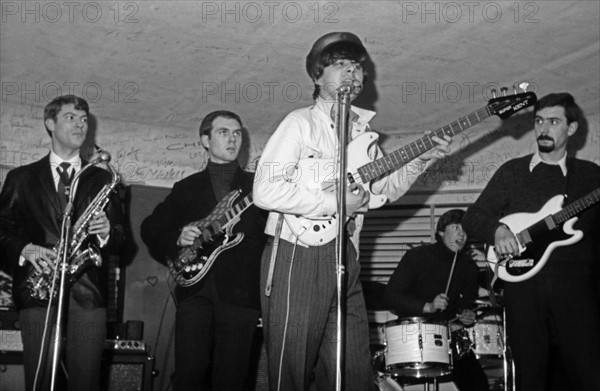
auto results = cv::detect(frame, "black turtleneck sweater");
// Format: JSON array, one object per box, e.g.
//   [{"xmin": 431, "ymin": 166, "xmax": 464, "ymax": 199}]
[
  {"xmin": 384, "ymin": 240, "xmax": 479, "ymax": 322},
  {"xmin": 207, "ymin": 160, "xmax": 239, "ymax": 200}
]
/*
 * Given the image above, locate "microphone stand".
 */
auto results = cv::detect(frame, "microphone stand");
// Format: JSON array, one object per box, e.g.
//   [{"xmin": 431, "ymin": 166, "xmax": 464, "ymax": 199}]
[
  {"xmin": 49, "ymin": 155, "xmax": 103, "ymax": 390},
  {"xmin": 335, "ymin": 85, "xmax": 352, "ymax": 391},
  {"xmin": 50, "ymin": 184, "xmax": 76, "ymax": 390}
]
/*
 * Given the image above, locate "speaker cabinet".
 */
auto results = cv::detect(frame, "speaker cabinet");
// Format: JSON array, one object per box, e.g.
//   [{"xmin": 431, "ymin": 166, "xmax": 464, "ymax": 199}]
[{"xmin": 100, "ymin": 351, "xmax": 154, "ymax": 391}]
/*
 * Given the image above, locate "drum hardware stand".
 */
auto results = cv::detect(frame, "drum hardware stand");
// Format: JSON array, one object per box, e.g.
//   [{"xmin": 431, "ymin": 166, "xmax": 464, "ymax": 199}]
[
  {"xmin": 334, "ymin": 81, "xmax": 353, "ymax": 391},
  {"xmin": 502, "ymin": 306, "xmax": 516, "ymax": 391}
]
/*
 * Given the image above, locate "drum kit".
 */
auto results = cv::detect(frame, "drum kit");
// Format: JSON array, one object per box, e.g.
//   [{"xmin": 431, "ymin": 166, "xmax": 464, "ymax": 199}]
[{"xmin": 372, "ymin": 297, "xmax": 514, "ymax": 391}]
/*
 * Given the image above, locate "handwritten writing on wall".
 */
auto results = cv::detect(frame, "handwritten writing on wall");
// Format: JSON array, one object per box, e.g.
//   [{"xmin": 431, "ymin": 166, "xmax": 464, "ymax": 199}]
[
  {"xmin": 1, "ymin": 102, "xmax": 267, "ymax": 188},
  {"xmin": 2, "ymin": 101, "xmax": 598, "ymax": 190}
]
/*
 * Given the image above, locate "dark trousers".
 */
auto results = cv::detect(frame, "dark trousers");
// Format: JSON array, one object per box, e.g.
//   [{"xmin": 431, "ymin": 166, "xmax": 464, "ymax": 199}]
[
  {"xmin": 452, "ymin": 351, "xmax": 489, "ymax": 391},
  {"xmin": 260, "ymin": 239, "xmax": 374, "ymax": 391},
  {"xmin": 504, "ymin": 273, "xmax": 600, "ymax": 391},
  {"xmin": 174, "ymin": 274, "xmax": 260, "ymax": 391},
  {"xmin": 19, "ymin": 299, "xmax": 106, "ymax": 391}
]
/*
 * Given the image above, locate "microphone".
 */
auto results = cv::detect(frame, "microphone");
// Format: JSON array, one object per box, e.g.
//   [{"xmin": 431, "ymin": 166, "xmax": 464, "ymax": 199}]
[{"xmin": 337, "ymin": 79, "xmax": 362, "ymax": 95}]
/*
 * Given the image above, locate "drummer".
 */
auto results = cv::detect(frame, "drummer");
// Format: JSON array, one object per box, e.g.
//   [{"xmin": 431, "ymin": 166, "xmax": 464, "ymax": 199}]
[{"xmin": 384, "ymin": 209, "xmax": 489, "ymax": 391}]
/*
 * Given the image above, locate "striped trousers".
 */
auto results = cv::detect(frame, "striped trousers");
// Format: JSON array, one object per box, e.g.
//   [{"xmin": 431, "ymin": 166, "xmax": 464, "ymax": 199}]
[{"xmin": 260, "ymin": 238, "xmax": 375, "ymax": 391}]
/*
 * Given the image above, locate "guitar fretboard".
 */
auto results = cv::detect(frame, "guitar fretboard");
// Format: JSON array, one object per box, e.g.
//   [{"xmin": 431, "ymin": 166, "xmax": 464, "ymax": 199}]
[
  {"xmin": 554, "ymin": 188, "xmax": 600, "ymax": 225},
  {"xmin": 211, "ymin": 194, "xmax": 253, "ymax": 232},
  {"xmin": 357, "ymin": 106, "xmax": 492, "ymax": 182}
]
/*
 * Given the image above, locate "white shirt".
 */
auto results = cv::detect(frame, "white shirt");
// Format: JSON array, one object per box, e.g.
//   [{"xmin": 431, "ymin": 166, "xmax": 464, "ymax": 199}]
[
  {"xmin": 529, "ymin": 151, "xmax": 567, "ymax": 176},
  {"xmin": 50, "ymin": 151, "xmax": 82, "ymax": 193},
  {"xmin": 253, "ymin": 97, "xmax": 432, "ymax": 252}
]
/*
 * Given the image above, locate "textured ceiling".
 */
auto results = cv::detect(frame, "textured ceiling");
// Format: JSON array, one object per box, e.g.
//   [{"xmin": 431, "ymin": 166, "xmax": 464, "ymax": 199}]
[{"xmin": 1, "ymin": 1, "xmax": 599, "ymax": 176}]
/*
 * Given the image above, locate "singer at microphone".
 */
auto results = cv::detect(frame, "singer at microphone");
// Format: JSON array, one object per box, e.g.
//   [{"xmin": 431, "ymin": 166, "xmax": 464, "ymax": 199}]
[
  {"xmin": 337, "ymin": 79, "xmax": 363, "ymax": 95},
  {"xmin": 253, "ymin": 32, "xmax": 454, "ymax": 391}
]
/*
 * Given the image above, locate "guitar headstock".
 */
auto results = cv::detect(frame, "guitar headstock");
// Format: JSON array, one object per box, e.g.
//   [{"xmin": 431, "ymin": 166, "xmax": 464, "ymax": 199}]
[{"xmin": 488, "ymin": 82, "xmax": 537, "ymax": 119}]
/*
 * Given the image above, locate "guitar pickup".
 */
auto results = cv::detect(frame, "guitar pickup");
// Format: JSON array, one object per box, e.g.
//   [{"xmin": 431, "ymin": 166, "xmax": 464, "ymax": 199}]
[{"xmin": 509, "ymin": 258, "xmax": 534, "ymax": 268}]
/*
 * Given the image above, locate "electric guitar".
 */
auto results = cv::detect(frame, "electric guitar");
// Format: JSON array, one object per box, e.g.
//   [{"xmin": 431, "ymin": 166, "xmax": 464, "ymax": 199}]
[
  {"xmin": 487, "ymin": 187, "xmax": 600, "ymax": 282},
  {"xmin": 168, "ymin": 189, "xmax": 253, "ymax": 287},
  {"xmin": 285, "ymin": 87, "xmax": 537, "ymax": 246}
]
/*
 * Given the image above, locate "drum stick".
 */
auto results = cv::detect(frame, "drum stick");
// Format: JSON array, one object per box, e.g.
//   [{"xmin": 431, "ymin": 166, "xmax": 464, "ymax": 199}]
[{"xmin": 444, "ymin": 251, "xmax": 458, "ymax": 296}]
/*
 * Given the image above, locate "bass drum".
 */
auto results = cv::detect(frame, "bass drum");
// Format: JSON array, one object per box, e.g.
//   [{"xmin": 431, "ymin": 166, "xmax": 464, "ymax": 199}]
[{"xmin": 373, "ymin": 349, "xmax": 404, "ymax": 391}]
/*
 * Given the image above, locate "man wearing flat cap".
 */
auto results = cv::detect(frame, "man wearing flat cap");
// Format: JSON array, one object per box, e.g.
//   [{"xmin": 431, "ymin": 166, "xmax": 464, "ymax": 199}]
[{"xmin": 254, "ymin": 32, "xmax": 451, "ymax": 390}]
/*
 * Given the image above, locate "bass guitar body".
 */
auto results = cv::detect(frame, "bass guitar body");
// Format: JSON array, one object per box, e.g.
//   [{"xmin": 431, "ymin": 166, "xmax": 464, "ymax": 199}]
[{"xmin": 283, "ymin": 132, "xmax": 387, "ymax": 246}]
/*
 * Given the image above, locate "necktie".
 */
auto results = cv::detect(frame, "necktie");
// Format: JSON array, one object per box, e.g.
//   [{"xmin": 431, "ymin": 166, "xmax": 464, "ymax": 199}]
[{"xmin": 57, "ymin": 162, "xmax": 73, "ymax": 210}]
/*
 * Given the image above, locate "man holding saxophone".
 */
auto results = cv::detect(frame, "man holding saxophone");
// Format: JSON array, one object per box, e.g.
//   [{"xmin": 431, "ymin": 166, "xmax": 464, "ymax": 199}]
[{"xmin": 0, "ymin": 95, "xmax": 127, "ymax": 391}]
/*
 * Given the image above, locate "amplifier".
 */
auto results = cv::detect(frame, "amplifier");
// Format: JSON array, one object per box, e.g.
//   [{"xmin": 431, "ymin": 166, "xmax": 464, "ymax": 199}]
[
  {"xmin": 101, "ymin": 352, "xmax": 154, "ymax": 391},
  {"xmin": 0, "ymin": 329, "xmax": 23, "ymax": 352},
  {"xmin": 104, "ymin": 339, "xmax": 147, "ymax": 353},
  {"xmin": 0, "ymin": 309, "xmax": 23, "ymax": 352}
]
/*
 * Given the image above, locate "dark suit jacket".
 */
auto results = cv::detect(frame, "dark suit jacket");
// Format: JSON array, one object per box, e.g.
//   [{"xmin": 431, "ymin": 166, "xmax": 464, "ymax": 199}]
[
  {"xmin": 0, "ymin": 154, "xmax": 127, "ymax": 309},
  {"xmin": 140, "ymin": 167, "xmax": 267, "ymax": 310}
]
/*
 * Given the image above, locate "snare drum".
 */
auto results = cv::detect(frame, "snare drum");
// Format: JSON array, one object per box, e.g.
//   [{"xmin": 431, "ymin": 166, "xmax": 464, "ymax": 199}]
[
  {"xmin": 469, "ymin": 320, "xmax": 503, "ymax": 356},
  {"xmin": 384, "ymin": 317, "xmax": 452, "ymax": 378}
]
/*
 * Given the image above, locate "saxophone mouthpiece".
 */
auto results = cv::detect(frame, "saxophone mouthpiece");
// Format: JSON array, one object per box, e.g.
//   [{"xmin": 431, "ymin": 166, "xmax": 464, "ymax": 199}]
[{"xmin": 91, "ymin": 151, "xmax": 111, "ymax": 165}]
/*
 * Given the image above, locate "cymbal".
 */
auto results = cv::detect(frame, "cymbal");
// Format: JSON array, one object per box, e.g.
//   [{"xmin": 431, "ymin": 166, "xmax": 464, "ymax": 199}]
[{"xmin": 473, "ymin": 296, "xmax": 503, "ymax": 307}]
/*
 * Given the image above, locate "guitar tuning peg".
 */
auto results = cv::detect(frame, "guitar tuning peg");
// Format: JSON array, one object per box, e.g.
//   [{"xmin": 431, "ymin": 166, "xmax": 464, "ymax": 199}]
[
  {"xmin": 518, "ymin": 82, "xmax": 530, "ymax": 92},
  {"xmin": 491, "ymin": 88, "xmax": 497, "ymax": 99},
  {"xmin": 501, "ymin": 87, "xmax": 508, "ymax": 96}
]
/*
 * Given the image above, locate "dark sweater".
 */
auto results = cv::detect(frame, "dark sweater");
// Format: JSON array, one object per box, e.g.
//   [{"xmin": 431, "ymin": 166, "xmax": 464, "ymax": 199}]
[
  {"xmin": 141, "ymin": 165, "xmax": 267, "ymax": 309},
  {"xmin": 462, "ymin": 155, "xmax": 600, "ymax": 276},
  {"xmin": 384, "ymin": 240, "xmax": 479, "ymax": 322}
]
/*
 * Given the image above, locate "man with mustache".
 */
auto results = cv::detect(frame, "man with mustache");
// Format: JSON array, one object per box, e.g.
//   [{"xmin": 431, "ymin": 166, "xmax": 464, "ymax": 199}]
[
  {"xmin": 385, "ymin": 209, "xmax": 489, "ymax": 391},
  {"xmin": 141, "ymin": 111, "xmax": 267, "ymax": 390},
  {"xmin": 253, "ymin": 32, "xmax": 451, "ymax": 390},
  {"xmin": 462, "ymin": 93, "xmax": 600, "ymax": 390}
]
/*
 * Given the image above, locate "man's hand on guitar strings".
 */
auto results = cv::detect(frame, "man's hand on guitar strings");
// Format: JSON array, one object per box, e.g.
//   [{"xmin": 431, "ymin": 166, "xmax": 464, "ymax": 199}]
[
  {"xmin": 177, "ymin": 225, "xmax": 201, "ymax": 247},
  {"xmin": 494, "ymin": 224, "xmax": 520, "ymax": 258},
  {"xmin": 418, "ymin": 133, "xmax": 452, "ymax": 162},
  {"xmin": 346, "ymin": 182, "xmax": 370, "ymax": 216}
]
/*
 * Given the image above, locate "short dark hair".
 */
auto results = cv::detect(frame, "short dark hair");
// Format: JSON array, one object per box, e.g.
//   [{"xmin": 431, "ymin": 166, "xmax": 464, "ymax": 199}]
[
  {"xmin": 311, "ymin": 41, "xmax": 368, "ymax": 100},
  {"xmin": 44, "ymin": 95, "xmax": 89, "ymax": 136},
  {"xmin": 198, "ymin": 110, "xmax": 243, "ymax": 138},
  {"xmin": 436, "ymin": 209, "xmax": 465, "ymax": 238},
  {"xmin": 534, "ymin": 92, "xmax": 581, "ymax": 125}
]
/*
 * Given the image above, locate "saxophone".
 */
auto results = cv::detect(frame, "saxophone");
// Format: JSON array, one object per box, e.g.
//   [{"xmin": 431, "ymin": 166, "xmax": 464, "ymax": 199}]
[{"xmin": 27, "ymin": 153, "xmax": 121, "ymax": 301}]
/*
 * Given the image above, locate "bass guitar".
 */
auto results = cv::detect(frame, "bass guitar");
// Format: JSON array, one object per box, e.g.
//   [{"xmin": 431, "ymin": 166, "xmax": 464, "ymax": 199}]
[
  {"xmin": 168, "ymin": 189, "xmax": 253, "ymax": 287},
  {"xmin": 487, "ymin": 187, "xmax": 600, "ymax": 282},
  {"xmin": 285, "ymin": 86, "xmax": 537, "ymax": 246}
]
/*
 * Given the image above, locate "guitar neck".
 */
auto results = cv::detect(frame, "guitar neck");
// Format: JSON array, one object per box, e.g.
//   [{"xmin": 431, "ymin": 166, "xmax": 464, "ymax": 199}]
[
  {"xmin": 215, "ymin": 193, "xmax": 253, "ymax": 230},
  {"xmin": 357, "ymin": 106, "xmax": 492, "ymax": 183},
  {"xmin": 553, "ymin": 188, "xmax": 600, "ymax": 225},
  {"xmin": 517, "ymin": 188, "xmax": 600, "ymax": 246}
]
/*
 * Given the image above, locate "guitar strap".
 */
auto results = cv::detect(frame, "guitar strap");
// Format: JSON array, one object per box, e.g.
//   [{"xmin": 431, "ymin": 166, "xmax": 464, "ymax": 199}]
[{"xmin": 264, "ymin": 213, "xmax": 284, "ymax": 297}]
